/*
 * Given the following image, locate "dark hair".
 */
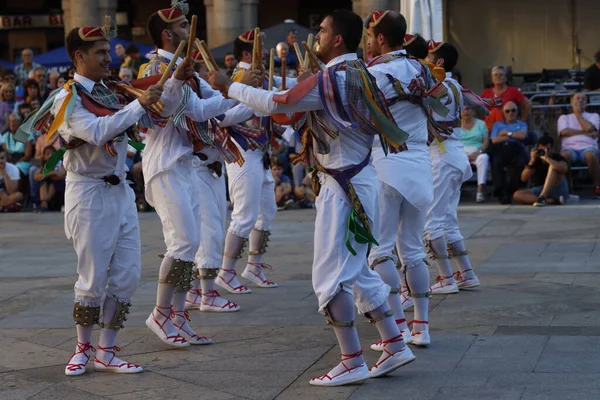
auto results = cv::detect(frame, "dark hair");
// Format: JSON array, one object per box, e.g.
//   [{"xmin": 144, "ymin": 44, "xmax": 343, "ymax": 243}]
[
  {"xmin": 537, "ymin": 135, "xmax": 554, "ymax": 147},
  {"xmin": 328, "ymin": 9, "xmax": 363, "ymax": 53},
  {"xmin": 65, "ymin": 28, "xmax": 98, "ymax": 63},
  {"xmin": 147, "ymin": 12, "xmax": 169, "ymax": 48},
  {"xmin": 17, "ymin": 103, "xmax": 31, "ymax": 112},
  {"xmin": 595, "ymin": 49, "xmax": 600, "ymax": 63},
  {"xmin": 125, "ymin": 44, "xmax": 140, "ymax": 55},
  {"xmin": 271, "ymin": 157, "xmax": 285, "ymax": 168},
  {"xmin": 372, "ymin": 11, "xmax": 406, "ymax": 48},
  {"xmin": 23, "ymin": 79, "xmax": 39, "ymax": 90},
  {"xmin": 233, "ymin": 38, "xmax": 253, "ymax": 62},
  {"xmin": 432, "ymin": 42, "xmax": 458, "ymax": 72},
  {"xmin": 404, "ymin": 34, "xmax": 428, "ymax": 59},
  {"xmin": 43, "ymin": 145, "xmax": 57, "ymax": 154}
]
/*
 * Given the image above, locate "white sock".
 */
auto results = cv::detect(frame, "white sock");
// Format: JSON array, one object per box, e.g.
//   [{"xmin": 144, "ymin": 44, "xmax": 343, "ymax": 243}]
[
  {"xmin": 247, "ymin": 229, "xmax": 265, "ymax": 265},
  {"xmin": 326, "ymin": 291, "xmax": 365, "ymax": 376},
  {"xmin": 406, "ymin": 260, "xmax": 430, "ymax": 333},
  {"xmin": 200, "ymin": 273, "xmax": 229, "ymax": 307},
  {"xmin": 367, "ymin": 304, "xmax": 405, "ymax": 366},
  {"xmin": 152, "ymin": 257, "xmax": 178, "ymax": 336},
  {"xmin": 449, "ymin": 240, "xmax": 476, "ymax": 280},
  {"xmin": 374, "ymin": 260, "xmax": 408, "ymax": 330},
  {"xmin": 429, "ymin": 237, "xmax": 455, "ymax": 282},
  {"xmin": 97, "ymin": 297, "xmax": 122, "ymax": 365}
]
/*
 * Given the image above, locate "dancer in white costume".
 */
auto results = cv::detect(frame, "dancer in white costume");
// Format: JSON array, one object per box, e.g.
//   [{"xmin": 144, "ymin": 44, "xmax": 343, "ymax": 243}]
[
  {"xmin": 424, "ymin": 41, "xmax": 484, "ymax": 295},
  {"xmin": 27, "ymin": 18, "xmax": 185, "ymax": 375},
  {"xmin": 141, "ymin": 2, "xmax": 261, "ymax": 348},
  {"xmin": 365, "ymin": 11, "xmax": 450, "ymax": 349},
  {"xmin": 210, "ymin": 9, "xmax": 416, "ymax": 387},
  {"xmin": 216, "ymin": 29, "xmax": 298, "ymax": 295}
]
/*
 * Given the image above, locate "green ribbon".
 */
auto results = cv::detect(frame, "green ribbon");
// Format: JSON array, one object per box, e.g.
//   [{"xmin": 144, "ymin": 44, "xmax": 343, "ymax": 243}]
[
  {"xmin": 127, "ymin": 139, "xmax": 145, "ymax": 152},
  {"xmin": 42, "ymin": 147, "xmax": 66, "ymax": 176},
  {"xmin": 424, "ymin": 97, "xmax": 450, "ymax": 117},
  {"xmin": 345, "ymin": 209, "xmax": 379, "ymax": 256}
]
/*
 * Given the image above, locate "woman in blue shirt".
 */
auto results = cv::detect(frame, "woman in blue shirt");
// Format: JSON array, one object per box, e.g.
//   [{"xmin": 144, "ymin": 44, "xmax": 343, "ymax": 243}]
[
  {"xmin": 461, "ymin": 106, "xmax": 490, "ymax": 202},
  {"xmin": 490, "ymin": 101, "xmax": 528, "ymax": 204}
]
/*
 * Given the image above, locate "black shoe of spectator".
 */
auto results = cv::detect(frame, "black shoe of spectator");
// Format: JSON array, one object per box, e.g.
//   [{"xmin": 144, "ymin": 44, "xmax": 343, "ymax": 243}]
[{"xmin": 533, "ymin": 197, "xmax": 547, "ymax": 207}]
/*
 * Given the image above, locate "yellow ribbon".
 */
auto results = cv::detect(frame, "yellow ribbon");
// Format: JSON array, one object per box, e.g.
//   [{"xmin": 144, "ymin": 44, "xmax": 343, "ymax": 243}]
[{"xmin": 45, "ymin": 82, "xmax": 74, "ymax": 142}]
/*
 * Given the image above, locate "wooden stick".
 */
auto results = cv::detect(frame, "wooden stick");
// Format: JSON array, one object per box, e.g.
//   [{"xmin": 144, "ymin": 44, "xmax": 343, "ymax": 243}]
[
  {"xmin": 251, "ymin": 27, "xmax": 261, "ymax": 70},
  {"xmin": 293, "ymin": 42, "xmax": 304, "ymax": 68},
  {"xmin": 195, "ymin": 40, "xmax": 215, "ymax": 72},
  {"xmin": 361, "ymin": 30, "xmax": 368, "ymax": 61},
  {"xmin": 196, "ymin": 39, "xmax": 219, "ymax": 72},
  {"xmin": 158, "ymin": 40, "xmax": 187, "ymax": 87},
  {"xmin": 186, "ymin": 15, "xmax": 197, "ymax": 59},
  {"xmin": 268, "ymin": 48, "xmax": 275, "ymax": 91},
  {"xmin": 281, "ymin": 57, "xmax": 286, "ymax": 90},
  {"xmin": 304, "ymin": 34, "xmax": 314, "ymax": 69},
  {"xmin": 302, "ymin": 41, "xmax": 321, "ymax": 72}
]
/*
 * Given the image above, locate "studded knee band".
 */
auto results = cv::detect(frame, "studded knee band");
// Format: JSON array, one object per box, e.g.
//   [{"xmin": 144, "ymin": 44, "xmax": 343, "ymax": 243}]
[
  {"xmin": 100, "ymin": 301, "xmax": 131, "ymax": 330},
  {"xmin": 247, "ymin": 230, "xmax": 271, "ymax": 256},
  {"xmin": 366, "ymin": 309, "xmax": 394, "ymax": 324},
  {"xmin": 73, "ymin": 303, "xmax": 100, "ymax": 327},
  {"xmin": 158, "ymin": 257, "xmax": 195, "ymax": 292},
  {"xmin": 447, "ymin": 243, "xmax": 468, "ymax": 258},
  {"xmin": 196, "ymin": 268, "xmax": 219, "ymax": 280},
  {"xmin": 223, "ymin": 237, "xmax": 247, "ymax": 259},
  {"xmin": 323, "ymin": 307, "xmax": 354, "ymax": 327},
  {"xmin": 425, "ymin": 240, "xmax": 450, "ymax": 260},
  {"xmin": 369, "ymin": 256, "xmax": 394, "ymax": 270}
]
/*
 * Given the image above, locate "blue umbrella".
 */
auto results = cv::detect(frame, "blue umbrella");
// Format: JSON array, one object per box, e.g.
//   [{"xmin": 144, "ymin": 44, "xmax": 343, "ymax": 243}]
[
  {"xmin": 0, "ymin": 59, "xmax": 14, "ymax": 70},
  {"xmin": 34, "ymin": 38, "xmax": 155, "ymax": 70}
]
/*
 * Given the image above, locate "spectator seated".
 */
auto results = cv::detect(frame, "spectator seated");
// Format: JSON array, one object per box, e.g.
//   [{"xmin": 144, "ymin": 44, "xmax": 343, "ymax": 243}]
[
  {"xmin": 0, "ymin": 149, "xmax": 24, "ymax": 212},
  {"xmin": 271, "ymin": 157, "xmax": 293, "ymax": 211},
  {"xmin": 514, "ymin": 135, "xmax": 569, "ymax": 207},
  {"xmin": 460, "ymin": 105, "xmax": 490, "ymax": 203},
  {"xmin": 557, "ymin": 92, "xmax": 600, "ymax": 198}
]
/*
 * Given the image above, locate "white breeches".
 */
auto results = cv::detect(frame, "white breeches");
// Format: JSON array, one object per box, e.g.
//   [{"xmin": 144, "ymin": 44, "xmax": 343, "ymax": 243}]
[
  {"xmin": 226, "ymin": 154, "xmax": 276, "ymax": 238},
  {"xmin": 369, "ymin": 181, "xmax": 427, "ymax": 269},
  {"xmin": 425, "ymin": 161, "xmax": 464, "ymax": 243},
  {"xmin": 195, "ymin": 167, "xmax": 227, "ymax": 269},
  {"xmin": 472, "ymin": 153, "xmax": 489, "ymax": 186},
  {"xmin": 146, "ymin": 158, "xmax": 202, "ymax": 262},
  {"xmin": 312, "ymin": 168, "xmax": 390, "ymax": 315},
  {"xmin": 66, "ymin": 183, "xmax": 141, "ymax": 306}
]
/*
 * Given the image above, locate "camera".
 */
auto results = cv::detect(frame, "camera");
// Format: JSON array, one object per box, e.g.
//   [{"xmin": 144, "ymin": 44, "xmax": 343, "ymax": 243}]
[{"xmin": 536, "ymin": 149, "xmax": 546, "ymax": 157}]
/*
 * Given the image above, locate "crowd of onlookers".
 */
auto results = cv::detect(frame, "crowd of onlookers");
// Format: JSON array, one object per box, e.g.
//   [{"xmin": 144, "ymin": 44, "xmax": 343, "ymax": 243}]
[{"xmin": 2, "ymin": 44, "xmax": 600, "ymax": 213}]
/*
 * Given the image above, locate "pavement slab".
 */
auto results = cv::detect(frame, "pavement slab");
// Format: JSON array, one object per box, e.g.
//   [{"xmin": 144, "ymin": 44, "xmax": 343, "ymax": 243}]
[{"xmin": 1, "ymin": 201, "xmax": 600, "ymax": 399}]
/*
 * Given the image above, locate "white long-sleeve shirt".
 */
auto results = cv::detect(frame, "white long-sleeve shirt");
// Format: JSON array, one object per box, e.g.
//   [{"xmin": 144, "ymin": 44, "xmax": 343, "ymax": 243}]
[
  {"xmin": 142, "ymin": 49, "xmax": 238, "ymax": 182},
  {"xmin": 53, "ymin": 73, "xmax": 183, "ymax": 180},
  {"xmin": 228, "ymin": 53, "xmax": 373, "ymax": 171},
  {"xmin": 367, "ymin": 50, "xmax": 433, "ymax": 211}
]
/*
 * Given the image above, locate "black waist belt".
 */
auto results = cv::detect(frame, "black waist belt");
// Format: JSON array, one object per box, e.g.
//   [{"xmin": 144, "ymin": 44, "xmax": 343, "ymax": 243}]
[
  {"xmin": 207, "ymin": 161, "xmax": 223, "ymax": 177},
  {"xmin": 263, "ymin": 153, "xmax": 271, "ymax": 170},
  {"xmin": 103, "ymin": 175, "xmax": 121, "ymax": 186}
]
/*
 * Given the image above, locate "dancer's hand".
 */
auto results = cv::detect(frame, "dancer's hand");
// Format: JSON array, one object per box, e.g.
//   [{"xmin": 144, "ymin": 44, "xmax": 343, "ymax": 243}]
[{"xmin": 139, "ymin": 85, "xmax": 164, "ymax": 108}]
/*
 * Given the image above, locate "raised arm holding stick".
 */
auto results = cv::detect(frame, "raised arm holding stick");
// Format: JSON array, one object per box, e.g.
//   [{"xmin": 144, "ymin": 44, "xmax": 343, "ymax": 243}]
[{"xmin": 158, "ymin": 40, "xmax": 187, "ymax": 87}]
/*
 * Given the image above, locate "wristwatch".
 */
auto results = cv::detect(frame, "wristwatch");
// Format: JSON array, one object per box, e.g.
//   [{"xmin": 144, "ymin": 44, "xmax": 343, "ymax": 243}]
[{"xmin": 508, "ymin": 131, "xmax": 513, "ymax": 137}]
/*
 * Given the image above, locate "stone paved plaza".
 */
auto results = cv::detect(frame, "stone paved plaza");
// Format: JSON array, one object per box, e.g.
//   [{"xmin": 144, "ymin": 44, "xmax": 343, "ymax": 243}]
[{"xmin": 1, "ymin": 200, "xmax": 600, "ymax": 400}]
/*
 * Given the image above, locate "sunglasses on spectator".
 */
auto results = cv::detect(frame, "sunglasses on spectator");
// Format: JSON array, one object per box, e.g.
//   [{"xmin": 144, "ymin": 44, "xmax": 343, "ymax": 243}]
[{"xmin": 504, "ymin": 109, "xmax": 517, "ymax": 114}]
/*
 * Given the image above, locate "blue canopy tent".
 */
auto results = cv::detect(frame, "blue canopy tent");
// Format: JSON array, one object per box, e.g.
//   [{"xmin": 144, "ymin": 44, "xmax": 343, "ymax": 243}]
[
  {"xmin": 0, "ymin": 59, "xmax": 14, "ymax": 70},
  {"xmin": 33, "ymin": 39, "xmax": 155, "ymax": 72}
]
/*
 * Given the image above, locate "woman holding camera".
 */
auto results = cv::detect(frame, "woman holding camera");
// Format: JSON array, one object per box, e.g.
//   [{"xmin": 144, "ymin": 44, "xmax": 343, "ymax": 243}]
[{"xmin": 490, "ymin": 101, "xmax": 528, "ymax": 204}]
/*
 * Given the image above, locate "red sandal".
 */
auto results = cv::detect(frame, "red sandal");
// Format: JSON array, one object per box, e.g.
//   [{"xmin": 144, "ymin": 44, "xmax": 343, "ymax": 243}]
[
  {"xmin": 242, "ymin": 263, "xmax": 278, "ymax": 288},
  {"xmin": 65, "ymin": 341, "xmax": 95, "ymax": 376},
  {"xmin": 171, "ymin": 309, "xmax": 213, "ymax": 345},
  {"xmin": 310, "ymin": 350, "xmax": 370, "ymax": 387},
  {"xmin": 94, "ymin": 345, "xmax": 143, "ymax": 374},
  {"xmin": 200, "ymin": 290, "xmax": 240, "ymax": 312},
  {"xmin": 409, "ymin": 320, "xmax": 430, "ymax": 346},
  {"xmin": 145, "ymin": 305, "xmax": 189, "ymax": 348},
  {"xmin": 216, "ymin": 268, "xmax": 252, "ymax": 294},
  {"xmin": 369, "ymin": 334, "xmax": 415, "ymax": 378}
]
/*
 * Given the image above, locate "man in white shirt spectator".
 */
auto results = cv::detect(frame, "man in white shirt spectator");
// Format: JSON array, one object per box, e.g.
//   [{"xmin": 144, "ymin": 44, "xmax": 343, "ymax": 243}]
[
  {"xmin": 0, "ymin": 149, "xmax": 23, "ymax": 212},
  {"xmin": 557, "ymin": 92, "xmax": 600, "ymax": 198}
]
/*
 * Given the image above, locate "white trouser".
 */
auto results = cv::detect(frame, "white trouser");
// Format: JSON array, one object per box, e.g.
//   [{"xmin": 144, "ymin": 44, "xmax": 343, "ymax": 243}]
[
  {"xmin": 473, "ymin": 153, "xmax": 489, "ymax": 186},
  {"xmin": 146, "ymin": 157, "xmax": 202, "ymax": 261},
  {"xmin": 425, "ymin": 160, "xmax": 464, "ymax": 243},
  {"xmin": 369, "ymin": 182, "xmax": 427, "ymax": 269},
  {"xmin": 195, "ymin": 167, "xmax": 227, "ymax": 269},
  {"xmin": 312, "ymin": 166, "xmax": 390, "ymax": 315},
  {"xmin": 226, "ymin": 152, "xmax": 276, "ymax": 238},
  {"xmin": 65, "ymin": 181, "xmax": 141, "ymax": 307}
]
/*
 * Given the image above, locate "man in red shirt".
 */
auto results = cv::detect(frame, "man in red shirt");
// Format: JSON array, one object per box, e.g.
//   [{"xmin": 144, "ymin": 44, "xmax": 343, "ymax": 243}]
[{"xmin": 481, "ymin": 66, "xmax": 531, "ymax": 131}]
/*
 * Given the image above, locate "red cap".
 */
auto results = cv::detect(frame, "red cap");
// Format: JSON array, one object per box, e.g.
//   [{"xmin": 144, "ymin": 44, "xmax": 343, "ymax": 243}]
[
  {"xmin": 363, "ymin": 10, "xmax": 390, "ymax": 28},
  {"xmin": 404, "ymin": 34, "xmax": 416, "ymax": 47},
  {"xmin": 428, "ymin": 40, "xmax": 443, "ymax": 53},
  {"xmin": 238, "ymin": 29, "xmax": 256, "ymax": 43},
  {"xmin": 157, "ymin": 0, "xmax": 189, "ymax": 24},
  {"xmin": 78, "ymin": 16, "xmax": 117, "ymax": 42}
]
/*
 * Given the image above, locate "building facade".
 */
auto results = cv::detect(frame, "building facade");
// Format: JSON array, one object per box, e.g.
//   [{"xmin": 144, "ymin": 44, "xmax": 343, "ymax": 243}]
[{"xmin": 0, "ymin": 0, "xmax": 400, "ymax": 63}]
